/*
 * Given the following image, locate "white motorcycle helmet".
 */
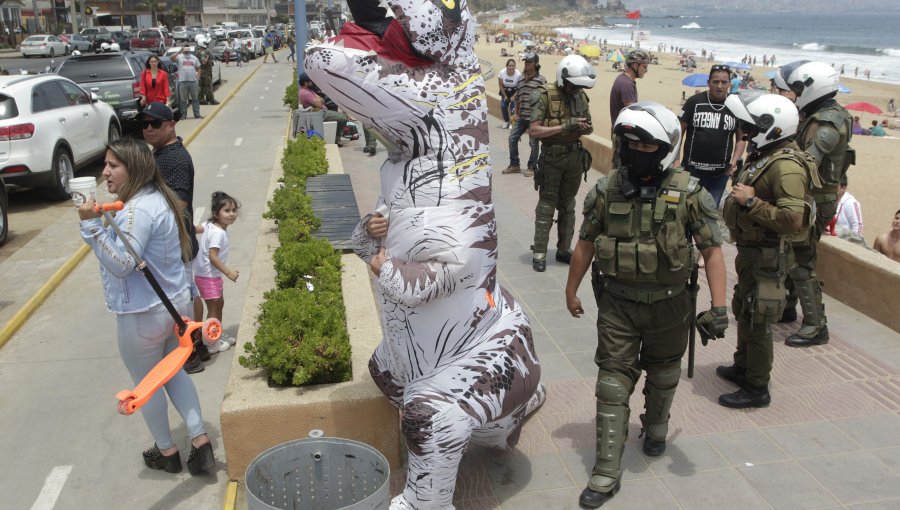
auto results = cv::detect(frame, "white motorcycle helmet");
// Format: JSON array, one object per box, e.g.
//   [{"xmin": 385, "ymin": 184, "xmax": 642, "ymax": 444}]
[
  {"xmin": 783, "ymin": 61, "xmax": 839, "ymax": 112},
  {"xmin": 109, "ymin": 42, "xmax": 120, "ymax": 52},
  {"xmin": 613, "ymin": 101, "xmax": 682, "ymax": 175},
  {"xmin": 71, "ymin": 50, "xmax": 81, "ymax": 57},
  {"xmin": 724, "ymin": 90, "xmax": 798, "ymax": 151},
  {"xmin": 100, "ymin": 42, "xmax": 110, "ymax": 52},
  {"xmin": 195, "ymin": 34, "xmax": 208, "ymax": 48},
  {"xmin": 556, "ymin": 55, "xmax": 596, "ymax": 89},
  {"xmin": 772, "ymin": 59, "xmax": 809, "ymax": 92}
]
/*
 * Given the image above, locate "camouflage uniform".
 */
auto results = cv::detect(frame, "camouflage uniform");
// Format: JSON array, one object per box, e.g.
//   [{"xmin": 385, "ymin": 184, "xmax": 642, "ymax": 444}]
[{"xmin": 197, "ymin": 46, "xmax": 216, "ymax": 105}]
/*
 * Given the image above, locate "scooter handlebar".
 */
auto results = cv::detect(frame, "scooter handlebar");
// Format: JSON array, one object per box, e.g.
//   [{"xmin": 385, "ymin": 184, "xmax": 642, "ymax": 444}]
[{"xmin": 94, "ymin": 201, "xmax": 124, "ymax": 213}]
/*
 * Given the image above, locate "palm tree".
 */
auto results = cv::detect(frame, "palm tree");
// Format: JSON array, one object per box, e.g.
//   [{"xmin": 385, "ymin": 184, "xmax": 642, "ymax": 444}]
[
  {"xmin": 170, "ymin": 5, "xmax": 186, "ymax": 26},
  {"xmin": 137, "ymin": 0, "xmax": 168, "ymax": 28}
]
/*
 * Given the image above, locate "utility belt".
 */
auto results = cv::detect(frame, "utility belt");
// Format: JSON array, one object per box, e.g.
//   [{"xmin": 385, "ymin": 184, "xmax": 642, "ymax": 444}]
[
  {"xmin": 599, "ymin": 276, "xmax": 685, "ymax": 304},
  {"xmin": 541, "ymin": 141, "xmax": 582, "ymax": 156}
]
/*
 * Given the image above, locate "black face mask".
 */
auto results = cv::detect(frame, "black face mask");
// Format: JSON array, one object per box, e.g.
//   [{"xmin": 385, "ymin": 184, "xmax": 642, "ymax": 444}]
[{"xmin": 627, "ymin": 149, "xmax": 662, "ymax": 180}]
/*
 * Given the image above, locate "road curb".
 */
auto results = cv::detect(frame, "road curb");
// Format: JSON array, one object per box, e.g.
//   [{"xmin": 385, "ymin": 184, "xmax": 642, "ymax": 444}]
[{"xmin": 0, "ymin": 60, "xmax": 265, "ymax": 350}]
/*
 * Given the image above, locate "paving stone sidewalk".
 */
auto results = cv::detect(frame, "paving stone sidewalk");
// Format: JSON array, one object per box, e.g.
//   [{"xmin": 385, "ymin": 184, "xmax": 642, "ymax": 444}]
[{"xmin": 338, "ymin": 116, "xmax": 900, "ymax": 510}]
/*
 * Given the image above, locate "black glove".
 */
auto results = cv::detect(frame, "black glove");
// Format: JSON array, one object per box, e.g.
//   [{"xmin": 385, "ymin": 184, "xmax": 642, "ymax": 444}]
[
  {"xmin": 562, "ymin": 118, "xmax": 580, "ymax": 132},
  {"xmin": 696, "ymin": 306, "xmax": 728, "ymax": 341}
]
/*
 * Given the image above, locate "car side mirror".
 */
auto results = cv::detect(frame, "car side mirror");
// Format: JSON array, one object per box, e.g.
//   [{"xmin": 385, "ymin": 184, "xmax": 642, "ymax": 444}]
[{"xmin": 90, "ymin": 92, "xmax": 99, "ymax": 102}]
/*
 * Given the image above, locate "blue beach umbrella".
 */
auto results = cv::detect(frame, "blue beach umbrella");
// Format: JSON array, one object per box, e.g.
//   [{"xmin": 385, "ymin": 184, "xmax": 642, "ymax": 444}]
[
  {"xmin": 607, "ymin": 52, "xmax": 625, "ymax": 63},
  {"xmin": 838, "ymin": 84, "xmax": 851, "ymax": 94},
  {"xmin": 682, "ymin": 73, "xmax": 710, "ymax": 87},
  {"xmin": 765, "ymin": 71, "xmax": 777, "ymax": 79},
  {"xmin": 726, "ymin": 61, "xmax": 752, "ymax": 70}
]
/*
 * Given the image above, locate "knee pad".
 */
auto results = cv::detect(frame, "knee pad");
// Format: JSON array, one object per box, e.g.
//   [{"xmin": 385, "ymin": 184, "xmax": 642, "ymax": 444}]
[
  {"xmin": 596, "ymin": 372, "xmax": 633, "ymax": 404},
  {"xmin": 644, "ymin": 364, "xmax": 680, "ymax": 390},
  {"xmin": 788, "ymin": 264, "xmax": 813, "ymax": 282}
]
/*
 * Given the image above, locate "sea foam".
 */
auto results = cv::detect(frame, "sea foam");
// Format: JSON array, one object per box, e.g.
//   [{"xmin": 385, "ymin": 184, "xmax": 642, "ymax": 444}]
[{"xmin": 682, "ymin": 22, "xmax": 702, "ymax": 29}]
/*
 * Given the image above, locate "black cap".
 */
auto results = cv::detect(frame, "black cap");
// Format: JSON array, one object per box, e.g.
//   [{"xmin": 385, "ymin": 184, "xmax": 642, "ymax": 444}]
[
  {"xmin": 522, "ymin": 52, "xmax": 539, "ymax": 63},
  {"xmin": 298, "ymin": 72, "xmax": 311, "ymax": 84},
  {"xmin": 142, "ymin": 102, "xmax": 174, "ymax": 121}
]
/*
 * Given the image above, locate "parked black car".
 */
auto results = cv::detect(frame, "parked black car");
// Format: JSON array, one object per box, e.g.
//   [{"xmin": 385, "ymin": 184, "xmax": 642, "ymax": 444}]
[{"xmin": 56, "ymin": 51, "xmax": 182, "ymax": 126}]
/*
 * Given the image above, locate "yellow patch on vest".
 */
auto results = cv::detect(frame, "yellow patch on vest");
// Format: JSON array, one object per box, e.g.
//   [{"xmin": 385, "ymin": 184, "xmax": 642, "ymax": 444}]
[{"xmin": 663, "ymin": 190, "xmax": 681, "ymax": 203}]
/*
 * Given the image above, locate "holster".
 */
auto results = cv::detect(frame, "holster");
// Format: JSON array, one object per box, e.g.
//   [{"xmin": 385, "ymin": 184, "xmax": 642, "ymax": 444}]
[
  {"xmin": 580, "ymin": 147, "xmax": 593, "ymax": 182},
  {"xmin": 591, "ymin": 262, "xmax": 605, "ymax": 307}
]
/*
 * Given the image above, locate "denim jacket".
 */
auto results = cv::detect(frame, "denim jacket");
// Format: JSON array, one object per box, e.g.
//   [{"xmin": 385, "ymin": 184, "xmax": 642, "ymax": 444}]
[{"xmin": 81, "ymin": 187, "xmax": 190, "ymax": 314}]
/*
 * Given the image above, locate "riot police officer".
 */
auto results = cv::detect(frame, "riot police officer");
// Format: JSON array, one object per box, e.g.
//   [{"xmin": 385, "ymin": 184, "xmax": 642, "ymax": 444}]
[
  {"xmin": 774, "ymin": 61, "xmax": 853, "ymax": 347},
  {"xmin": 196, "ymin": 36, "xmax": 219, "ymax": 106},
  {"xmin": 718, "ymin": 91, "xmax": 812, "ymax": 408},
  {"xmin": 565, "ymin": 102, "xmax": 728, "ymax": 508},
  {"xmin": 528, "ymin": 55, "xmax": 595, "ymax": 272}
]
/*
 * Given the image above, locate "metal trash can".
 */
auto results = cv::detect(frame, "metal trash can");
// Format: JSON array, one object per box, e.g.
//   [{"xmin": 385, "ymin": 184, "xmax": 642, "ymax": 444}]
[
  {"xmin": 293, "ymin": 109, "xmax": 325, "ymax": 139},
  {"xmin": 245, "ymin": 436, "xmax": 390, "ymax": 510}
]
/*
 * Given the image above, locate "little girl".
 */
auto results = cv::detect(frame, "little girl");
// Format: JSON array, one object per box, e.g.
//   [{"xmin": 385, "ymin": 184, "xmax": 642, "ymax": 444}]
[{"xmin": 193, "ymin": 191, "xmax": 240, "ymax": 352}]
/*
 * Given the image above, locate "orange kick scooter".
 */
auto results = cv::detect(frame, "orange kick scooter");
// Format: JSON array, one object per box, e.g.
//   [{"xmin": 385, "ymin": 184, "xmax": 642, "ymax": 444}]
[{"xmin": 94, "ymin": 201, "xmax": 223, "ymax": 415}]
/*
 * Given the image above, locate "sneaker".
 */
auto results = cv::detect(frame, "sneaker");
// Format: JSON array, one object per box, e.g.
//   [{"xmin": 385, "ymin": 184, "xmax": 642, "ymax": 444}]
[
  {"xmin": 184, "ymin": 354, "xmax": 204, "ymax": 374},
  {"xmin": 207, "ymin": 339, "xmax": 231, "ymax": 354},
  {"xmin": 502, "ymin": 122, "xmax": 509, "ymax": 129},
  {"xmin": 221, "ymin": 335, "xmax": 237, "ymax": 346},
  {"xmin": 523, "ymin": 167, "xmax": 534, "ymax": 177},
  {"xmin": 501, "ymin": 164, "xmax": 521, "ymax": 174}
]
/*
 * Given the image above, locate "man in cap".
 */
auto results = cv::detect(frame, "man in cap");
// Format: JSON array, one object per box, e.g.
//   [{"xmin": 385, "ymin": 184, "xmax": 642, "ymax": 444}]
[
  {"xmin": 195, "ymin": 36, "xmax": 219, "ymax": 106},
  {"xmin": 298, "ymin": 72, "xmax": 348, "ymax": 146},
  {"xmin": 175, "ymin": 44, "xmax": 203, "ymax": 119},
  {"xmin": 609, "ymin": 49, "xmax": 650, "ymax": 167},
  {"xmin": 502, "ymin": 51, "xmax": 546, "ymax": 176}
]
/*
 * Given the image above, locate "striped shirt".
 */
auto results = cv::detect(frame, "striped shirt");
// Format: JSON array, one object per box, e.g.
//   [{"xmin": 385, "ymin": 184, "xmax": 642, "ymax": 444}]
[{"xmin": 514, "ymin": 72, "xmax": 546, "ymax": 121}]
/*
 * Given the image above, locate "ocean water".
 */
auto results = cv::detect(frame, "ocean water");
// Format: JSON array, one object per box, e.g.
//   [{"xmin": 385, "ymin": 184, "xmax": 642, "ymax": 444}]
[{"xmin": 559, "ymin": 13, "xmax": 900, "ymax": 85}]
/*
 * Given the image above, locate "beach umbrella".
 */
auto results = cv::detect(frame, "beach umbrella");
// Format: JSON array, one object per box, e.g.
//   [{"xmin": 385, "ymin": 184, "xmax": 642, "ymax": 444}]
[
  {"xmin": 682, "ymin": 50, "xmax": 697, "ymax": 56},
  {"xmin": 765, "ymin": 71, "xmax": 777, "ymax": 79},
  {"xmin": 845, "ymin": 102, "xmax": 882, "ymax": 114},
  {"xmin": 725, "ymin": 61, "xmax": 752, "ymax": 70},
  {"xmin": 579, "ymin": 45, "xmax": 601, "ymax": 58},
  {"xmin": 682, "ymin": 73, "xmax": 709, "ymax": 87},
  {"xmin": 521, "ymin": 32, "xmax": 532, "ymax": 37},
  {"xmin": 838, "ymin": 84, "xmax": 851, "ymax": 94},
  {"xmin": 521, "ymin": 39, "xmax": 535, "ymax": 48},
  {"xmin": 607, "ymin": 52, "xmax": 625, "ymax": 63}
]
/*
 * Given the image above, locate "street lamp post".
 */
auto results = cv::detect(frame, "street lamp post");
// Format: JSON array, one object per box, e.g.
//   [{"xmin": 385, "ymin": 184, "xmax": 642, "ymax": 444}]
[{"xmin": 293, "ymin": 0, "xmax": 306, "ymax": 79}]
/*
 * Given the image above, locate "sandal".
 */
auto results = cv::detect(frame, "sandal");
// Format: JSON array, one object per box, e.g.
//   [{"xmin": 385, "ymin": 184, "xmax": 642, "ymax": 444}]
[
  {"xmin": 143, "ymin": 445, "xmax": 182, "ymax": 473},
  {"xmin": 187, "ymin": 441, "xmax": 215, "ymax": 475}
]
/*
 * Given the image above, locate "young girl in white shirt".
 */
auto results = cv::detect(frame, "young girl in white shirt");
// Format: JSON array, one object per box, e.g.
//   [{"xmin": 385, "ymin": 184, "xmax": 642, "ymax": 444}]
[{"xmin": 193, "ymin": 191, "xmax": 240, "ymax": 352}]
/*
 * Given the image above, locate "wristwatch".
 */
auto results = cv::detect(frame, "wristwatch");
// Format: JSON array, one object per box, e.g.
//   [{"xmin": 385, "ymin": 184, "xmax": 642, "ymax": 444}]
[{"xmin": 743, "ymin": 197, "xmax": 756, "ymax": 209}]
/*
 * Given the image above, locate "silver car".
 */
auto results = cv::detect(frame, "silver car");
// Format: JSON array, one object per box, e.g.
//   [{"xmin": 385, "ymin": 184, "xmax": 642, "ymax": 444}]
[{"xmin": 21, "ymin": 35, "xmax": 68, "ymax": 58}]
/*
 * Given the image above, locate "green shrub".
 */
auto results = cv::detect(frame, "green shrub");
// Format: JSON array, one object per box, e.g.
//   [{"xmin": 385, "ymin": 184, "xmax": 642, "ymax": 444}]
[
  {"xmin": 284, "ymin": 75, "xmax": 299, "ymax": 110},
  {"xmin": 239, "ymin": 125, "xmax": 351, "ymax": 386}
]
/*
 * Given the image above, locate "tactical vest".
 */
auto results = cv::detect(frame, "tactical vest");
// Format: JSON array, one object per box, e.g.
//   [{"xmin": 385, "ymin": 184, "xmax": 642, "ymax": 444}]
[
  {"xmin": 591, "ymin": 168, "xmax": 693, "ymax": 286},
  {"xmin": 798, "ymin": 102, "xmax": 854, "ymax": 189},
  {"xmin": 538, "ymin": 83, "xmax": 590, "ymax": 144},
  {"xmin": 723, "ymin": 147, "xmax": 817, "ymax": 245}
]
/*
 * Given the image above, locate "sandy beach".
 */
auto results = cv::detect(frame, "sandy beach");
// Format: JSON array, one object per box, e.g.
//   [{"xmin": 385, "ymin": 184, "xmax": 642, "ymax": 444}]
[{"xmin": 475, "ymin": 40, "xmax": 900, "ymax": 247}]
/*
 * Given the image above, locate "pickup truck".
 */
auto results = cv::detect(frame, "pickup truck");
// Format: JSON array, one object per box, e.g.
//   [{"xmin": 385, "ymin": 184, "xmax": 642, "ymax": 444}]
[
  {"xmin": 226, "ymin": 29, "xmax": 261, "ymax": 59},
  {"xmin": 129, "ymin": 28, "xmax": 173, "ymax": 54}
]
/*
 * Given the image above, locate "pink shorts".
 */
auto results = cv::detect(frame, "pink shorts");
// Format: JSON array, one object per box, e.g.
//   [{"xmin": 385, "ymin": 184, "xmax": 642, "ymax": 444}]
[{"xmin": 195, "ymin": 275, "xmax": 223, "ymax": 300}]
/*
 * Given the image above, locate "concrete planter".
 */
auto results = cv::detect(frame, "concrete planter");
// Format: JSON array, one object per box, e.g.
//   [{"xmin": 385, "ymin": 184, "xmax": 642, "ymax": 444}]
[{"xmin": 220, "ymin": 141, "xmax": 402, "ymax": 481}]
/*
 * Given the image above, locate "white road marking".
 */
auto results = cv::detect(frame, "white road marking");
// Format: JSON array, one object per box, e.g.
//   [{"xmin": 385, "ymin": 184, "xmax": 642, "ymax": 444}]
[
  {"xmin": 234, "ymin": 138, "xmax": 242, "ymax": 146},
  {"xmin": 268, "ymin": 79, "xmax": 273, "ymax": 83},
  {"xmin": 264, "ymin": 86, "xmax": 269, "ymax": 90},
  {"xmin": 30, "ymin": 465, "xmax": 73, "ymax": 510},
  {"xmin": 259, "ymin": 96, "xmax": 265, "ymax": 100},
  {"xmin": 217, "ymin": 164, "xmax": 228, "ymax": 177},
  {"xmin": 253, "ymin": 106, "xmax": 259, "ymax": 111}
]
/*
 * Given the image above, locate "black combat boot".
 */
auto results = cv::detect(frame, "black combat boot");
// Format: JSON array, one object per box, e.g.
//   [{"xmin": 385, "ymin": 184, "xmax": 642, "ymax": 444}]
[
  {"xmin": 785, "ymin": 326, "xmax": 829, "ymax": 347},
  {"xmin": 579, "ymin": 481, "xmax": 620, "ymax": 508},
  {"xmin": 642, "ymin": 436, "xmax": 666, "ymax": 456},
  {"xmin": 556, "ymin": 251, "xmax": 572, "ymax": 264},
  {"xmin": 715, "ymin": 365, "xmax": 747, "ymax": 387},
  {"xmin": 718, "ymin": 384, "xmax": 770, "ymax": 408},
  {"xmin": 778, "ymin": 306, "xmax": 797, "ymax": 323},
  {"xmin": 533, "ymin": 254, "xmax": 546, "ymax": 272}
]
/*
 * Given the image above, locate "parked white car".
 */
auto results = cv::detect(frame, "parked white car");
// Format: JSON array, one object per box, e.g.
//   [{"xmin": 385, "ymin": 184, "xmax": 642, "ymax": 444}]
[
  {"xmin": 226, "ymin": 29, "xmax": 261, "ymax": 59},
  {"xmin": 20, "ymin": 35, "xmax": 68, "ymax": 58},
  {"xmin": 163, "ymin": 47, "xmax": 223, "ymax": 85},
  {"xmin": 0, "ymin": 75, "xmax": 120, "ymax": 199}
]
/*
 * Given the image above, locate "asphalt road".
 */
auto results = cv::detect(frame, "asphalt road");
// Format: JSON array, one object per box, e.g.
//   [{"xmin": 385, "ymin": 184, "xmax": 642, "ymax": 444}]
[{"xmin": 0, "ymin": 56, "xmax": 295, "ymax": 509}]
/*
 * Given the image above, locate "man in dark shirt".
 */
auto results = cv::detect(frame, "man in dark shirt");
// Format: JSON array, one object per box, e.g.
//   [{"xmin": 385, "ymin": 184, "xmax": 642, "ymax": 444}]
[
  {"xmin": 141, "ymin": 102, "xmax": 207, "ymax": 373},
  {"xmin": 609, "ymin": 50, "xmax": 649, "ymax": 167},
  {"xmin": 675, "ymin": 64, "xmax": 746, "ymax": 206}
]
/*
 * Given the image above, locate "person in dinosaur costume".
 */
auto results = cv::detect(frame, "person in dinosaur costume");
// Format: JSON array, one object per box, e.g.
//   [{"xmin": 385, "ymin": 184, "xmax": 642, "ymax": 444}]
[{"xmin": 304, "ymin": 1, "xmax": 545, "ymax": 508}]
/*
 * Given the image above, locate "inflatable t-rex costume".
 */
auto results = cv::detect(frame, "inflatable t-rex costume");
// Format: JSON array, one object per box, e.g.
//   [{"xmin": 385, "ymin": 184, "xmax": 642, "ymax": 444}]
[{"xmin": 304, "ymin": 1, "xmax": 544, "ymax": 508}]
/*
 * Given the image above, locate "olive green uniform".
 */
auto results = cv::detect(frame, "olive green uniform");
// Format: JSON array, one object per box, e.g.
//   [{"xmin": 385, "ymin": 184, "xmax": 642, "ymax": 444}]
[
  {"xmin": 722, "ymin": 142, "xmax": 811, "ymax": 386},
  {"xmin": 530, "ymin": 82, "xmax": 593, "ymax": 260},
  {"xmin": 197, "ymin": 47, "xmax": 216, "ymax": 104},
  {"xmin": 579, "ymin": 167, "xmax": 721, "ymax": 491},
  {"xmin": 784, "ymin": 100, "xmax": 853, "ymax": 337}
]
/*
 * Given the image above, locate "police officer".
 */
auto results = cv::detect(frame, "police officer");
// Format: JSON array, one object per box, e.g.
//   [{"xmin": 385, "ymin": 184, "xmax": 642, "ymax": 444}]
[
  {"xmin": 565, "ymin": 102, "xmax": 728, "ymax": 508},
  {"xmin": 528, "ymin": 55, "xmax": 595, "ymax": 272},
  {"xmin": 718, "ymin": 91, "xmax": 813, "ymax": 408},
  {"xmin": 774, "ymin": 61, "xmax": 852, "ymax": 347},
  {"xmin": 195, "ymin": 36, "xmax": 219, "ymax": 106}
]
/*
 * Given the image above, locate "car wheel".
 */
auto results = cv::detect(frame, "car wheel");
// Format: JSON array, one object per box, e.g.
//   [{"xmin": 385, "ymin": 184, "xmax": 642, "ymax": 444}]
[
  {"xmin": 49, "ymin": 48, "xmax": 55, "ymax": 58},
  {"xmin": 0, "ymin": 182, "xmax": 8, "ymax": 247},
  {"xmin": 46, "ymin": 147, "xmax": 75, "ymax": 201},
  {"xmin": 108, "ymin": 121, "xmax": 121, "ymax": 144}
]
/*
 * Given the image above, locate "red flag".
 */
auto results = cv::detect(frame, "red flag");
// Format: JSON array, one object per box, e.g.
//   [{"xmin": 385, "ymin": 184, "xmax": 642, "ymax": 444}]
[{"xmin": 625, "ymin": 10, "xmax": 641, "ymax": 19}]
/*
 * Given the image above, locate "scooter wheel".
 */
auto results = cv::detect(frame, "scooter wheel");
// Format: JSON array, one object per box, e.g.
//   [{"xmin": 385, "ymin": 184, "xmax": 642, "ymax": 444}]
[
  {"xmin": 117, "ymin": 397, "xmax": 136, "ymax": 416},
  {"xmin": 203, "ymin": 318, "xmax": 223, "ymax": 343},
  {"xmin": 174, "ymin": 315, "xmax": 193, "ymax": 336}
]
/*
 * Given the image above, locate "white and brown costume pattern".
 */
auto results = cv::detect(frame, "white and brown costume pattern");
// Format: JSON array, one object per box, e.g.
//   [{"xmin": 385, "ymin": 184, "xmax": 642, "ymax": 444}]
[{"xmin": 305, "ymin": 1, "xmax": 544, "ymax": 508}]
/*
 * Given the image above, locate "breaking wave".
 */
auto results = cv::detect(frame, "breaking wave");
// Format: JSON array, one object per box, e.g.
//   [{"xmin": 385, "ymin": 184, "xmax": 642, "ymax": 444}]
[{"xmin": 682, "ymin": 22, "xmax": 702, "ymax": 29}]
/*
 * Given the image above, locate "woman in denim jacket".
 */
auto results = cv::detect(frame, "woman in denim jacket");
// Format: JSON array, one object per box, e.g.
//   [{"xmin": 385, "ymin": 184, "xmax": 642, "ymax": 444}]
[{"xmin": 78, "ymin": 138, "xmax": 215, "ymax": 475}]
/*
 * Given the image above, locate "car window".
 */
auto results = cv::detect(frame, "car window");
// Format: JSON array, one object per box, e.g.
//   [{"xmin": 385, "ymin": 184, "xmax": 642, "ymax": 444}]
[
  {"xmin": 58, "ymin": 57, "xmax": 133, "ymax": 82},
  {"xmin": 58, "ymin": 80, "xmax": 91, "ymax": 105},
  {"xmin": 0, "ymin": 94, "xmax": 19, "ymax": 120},
  {"xmin": 127, "ymin": 57, "xmax": 143, "ymax": 76},
  {"xmin": 49, "ymin": 36, "xmax": 59, "ymax": 42},
  {"xmin": 138, "ymin": 30, "xmax": 159, "ymax": 38},
  {"xmin": 32, "ymin": 81, "xmax": 70, "ymax": 113},
  {"xmin": 24, "ymin": 36, "xmax": 42, "ymax": 42}
]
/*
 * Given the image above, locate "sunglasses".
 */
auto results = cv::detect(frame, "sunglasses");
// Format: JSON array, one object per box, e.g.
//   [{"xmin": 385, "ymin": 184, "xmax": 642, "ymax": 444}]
[
  {"xmin": 140, "ymin": 119, "xmax": 165, "ymax": 129},
  {"xmin": 710, "ymin": 64, "xmax": 731, "ymax": 73}
]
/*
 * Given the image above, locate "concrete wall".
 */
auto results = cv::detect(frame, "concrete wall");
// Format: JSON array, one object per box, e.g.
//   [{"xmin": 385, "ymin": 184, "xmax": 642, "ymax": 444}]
[
  {"xmin": 817, "ymin": 237, "xmax": 900, "ymax": 334},
  {"xmin": 220, "ymin": 143, "xmax": 402, "ymax": 482}
]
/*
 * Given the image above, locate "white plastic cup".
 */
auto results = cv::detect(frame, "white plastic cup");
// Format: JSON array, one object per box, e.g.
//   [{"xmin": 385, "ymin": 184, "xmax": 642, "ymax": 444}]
[{"xmin": 69, "ymin": 177, "xmax": 97, "ymax": 207}]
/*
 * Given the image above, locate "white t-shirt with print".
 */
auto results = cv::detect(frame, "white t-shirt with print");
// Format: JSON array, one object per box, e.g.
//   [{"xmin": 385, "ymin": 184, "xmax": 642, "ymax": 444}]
[
  {"xmin": 500, "ymin": 69, "xmax": 522, "ymax": 95},
  {"xmin": 192, "ymin": 221, "xmax": 229, "ymax": 278}
]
